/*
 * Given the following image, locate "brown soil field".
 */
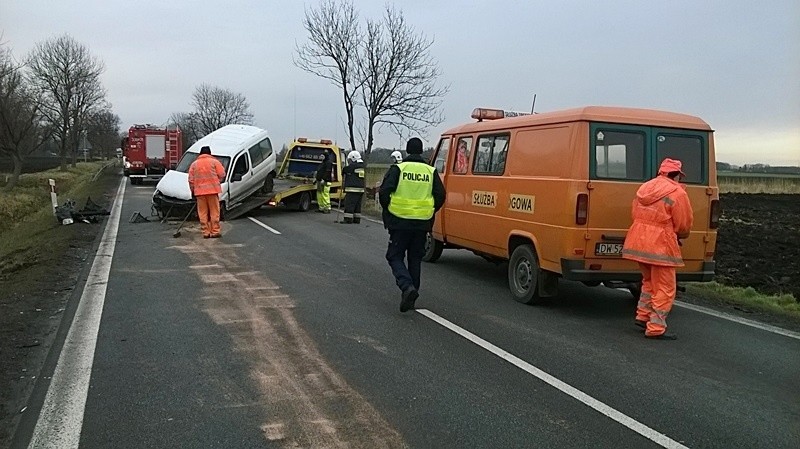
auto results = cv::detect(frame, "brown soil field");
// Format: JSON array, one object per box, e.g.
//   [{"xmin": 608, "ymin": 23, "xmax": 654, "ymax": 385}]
[{"xmin": 715, "ymin": 193, "xmax": 800, "ymax": 300}]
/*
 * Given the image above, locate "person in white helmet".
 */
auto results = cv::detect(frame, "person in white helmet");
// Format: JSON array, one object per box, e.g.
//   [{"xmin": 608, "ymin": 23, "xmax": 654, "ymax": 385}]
[
  {"xmin": 341, "ymin": 150, "xmax": 366, "ymax": 224},
  {"xmin": 390, "ymin": 150, "xmax": 403, "ymax": 164}
]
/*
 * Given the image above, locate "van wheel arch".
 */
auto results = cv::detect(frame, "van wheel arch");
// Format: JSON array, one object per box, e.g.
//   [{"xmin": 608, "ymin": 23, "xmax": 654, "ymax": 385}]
[{"xmin": 507, "ymin": 240, "xmax": 545, "ymax": 305}]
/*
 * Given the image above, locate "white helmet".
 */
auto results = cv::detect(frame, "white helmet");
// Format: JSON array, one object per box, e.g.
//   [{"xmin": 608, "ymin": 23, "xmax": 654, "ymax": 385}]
[
  {"xmin": 347, "ymin": 150, "xmax": 362, "ymax": 163},
  {"xmin": 390, "ymin": 150, "xmax": 403, "ymax": 164}
]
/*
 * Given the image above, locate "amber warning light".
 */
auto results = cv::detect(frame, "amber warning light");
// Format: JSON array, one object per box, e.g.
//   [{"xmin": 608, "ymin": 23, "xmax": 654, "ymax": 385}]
[{"xmin": 471, "ymin": 108, "xmax": 505, "ymax": 121}]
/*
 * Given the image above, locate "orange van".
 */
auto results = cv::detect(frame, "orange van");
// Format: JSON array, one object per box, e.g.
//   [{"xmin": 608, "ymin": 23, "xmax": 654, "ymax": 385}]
[{"xmin": 425, "ymin": 106, "xmax": 719, "ymax": 304}]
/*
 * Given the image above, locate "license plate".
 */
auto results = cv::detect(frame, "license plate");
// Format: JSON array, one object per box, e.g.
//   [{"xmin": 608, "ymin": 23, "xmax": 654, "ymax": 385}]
[{"xmin": 595, "ymin": 243, "xmax": 623, "ymax": 256}]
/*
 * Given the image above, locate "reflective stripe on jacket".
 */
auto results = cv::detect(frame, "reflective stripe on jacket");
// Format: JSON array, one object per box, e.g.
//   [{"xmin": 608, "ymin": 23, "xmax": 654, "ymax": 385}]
[
  {"xmin": 388, "ymin": 161, "xmax": 435, "ymax": 220},
  {"xmin": 188, "ymin": 154, "xmax": 226, "ymax": 196},
  {"xmin": 622, "ymin": 175, "xmax": 694, "ymax": 267}
]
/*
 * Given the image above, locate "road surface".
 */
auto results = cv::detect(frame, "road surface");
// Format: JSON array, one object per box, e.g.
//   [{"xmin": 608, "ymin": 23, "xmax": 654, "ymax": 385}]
[{"xmin": 13, "ymin": 178, "xmax": 800, "ymax": 448}]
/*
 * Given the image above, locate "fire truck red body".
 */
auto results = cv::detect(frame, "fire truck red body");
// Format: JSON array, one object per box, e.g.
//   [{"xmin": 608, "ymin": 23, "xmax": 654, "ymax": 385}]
[{"xmin": 122, "ymin": 124, "xmax": 183, "ymax": 185}]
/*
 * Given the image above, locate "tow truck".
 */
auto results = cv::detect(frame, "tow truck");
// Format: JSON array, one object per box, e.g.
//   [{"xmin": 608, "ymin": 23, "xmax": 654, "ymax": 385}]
[{"xmin": 265, "ymin": 138, "xmax": 345, "ymax": 211}]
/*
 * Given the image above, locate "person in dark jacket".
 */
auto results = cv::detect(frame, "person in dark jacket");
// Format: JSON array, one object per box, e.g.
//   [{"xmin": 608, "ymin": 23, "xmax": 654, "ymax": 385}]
[
  {"xmin": 315, "ymin": 148, "xmax": 333, "ymax": 213},
  {"xmin": 341, "ymin": 150, "xmax": 366, "ymax": 224},
  {"xmin": 379, "ymin": 137, "xmax": 446, "ymax": 312}
]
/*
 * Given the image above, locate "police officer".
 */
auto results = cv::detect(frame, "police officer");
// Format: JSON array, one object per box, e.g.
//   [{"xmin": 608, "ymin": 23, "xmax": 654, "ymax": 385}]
[
  {"xmin": 342, "ymin": 150, "xmax": 366, "ymax": 224},
  {"xmin": 379, "ymin": 137, "xmax": 446, "ymax": 312}
]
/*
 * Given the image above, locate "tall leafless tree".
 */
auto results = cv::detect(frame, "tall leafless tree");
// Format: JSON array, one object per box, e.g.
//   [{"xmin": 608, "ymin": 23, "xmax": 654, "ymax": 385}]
[
  {"xmin": 86, "ymin": 107, "xmax": 120, "ymax": 160},
  {"xmin": 358, "ymin": 5, "xmax": 447, "ymax": 155},
  {"xmin": 295, "ymin": 0, "xmax": 361, "ymax": 154},
  {"xmin": 26, "ymin": 34, "xmax": 106, "ymax": 170},
  {"xmin": 0, "ymin": 46, "xmax": 50, "ymax": 190},
  {"xmin": 295, "ymin": 1, "xmax": 447, "ymax": 156},
  {"xmin": 190, "ymin": 84, "xmax": 254, "ymax": 136}
]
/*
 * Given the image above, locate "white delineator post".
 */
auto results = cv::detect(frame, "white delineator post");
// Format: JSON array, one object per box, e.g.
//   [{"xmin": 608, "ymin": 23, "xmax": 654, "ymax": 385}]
[{"xmin": 49, "ymin": 178, "xmax": 58, "ymax": 214}]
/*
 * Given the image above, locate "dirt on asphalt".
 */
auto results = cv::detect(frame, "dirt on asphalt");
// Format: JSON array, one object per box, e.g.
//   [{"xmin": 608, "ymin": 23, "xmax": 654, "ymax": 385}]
[{"xmin": 0, "ymin": 187, "xmax": 797, "ymax": 446}]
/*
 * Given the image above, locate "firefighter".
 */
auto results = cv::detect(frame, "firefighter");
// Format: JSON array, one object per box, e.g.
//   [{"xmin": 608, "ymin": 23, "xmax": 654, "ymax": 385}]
[
  {"xmin": 188, "ymin": 146, "xmax": 226, "ymax": 238},
  {"xmin": 315, "ymin": 148, "xmax": 333, "ymax": 213},
  {"xmin": 379, "ymin": 137, "xmax": 446, "ymax": 312},
  {"xmin": 622, "ymin": 158, "xmax": 694, "ymax": 340},
  {"xmin": 341, "ymin": 150, "xmax": 365, "ymax": 224},
  {"xmin": 390, "ymin": 150, "xmax": 403, "ymax": 164}
]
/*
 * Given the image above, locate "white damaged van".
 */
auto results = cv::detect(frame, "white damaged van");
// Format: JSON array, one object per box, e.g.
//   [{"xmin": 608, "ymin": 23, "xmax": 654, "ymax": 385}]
[{"xmin": 152, "ymin": 124, "xmax": 276, "ymax": 218}]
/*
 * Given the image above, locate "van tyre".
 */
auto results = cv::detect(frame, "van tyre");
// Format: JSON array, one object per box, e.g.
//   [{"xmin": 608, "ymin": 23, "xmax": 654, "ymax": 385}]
[
  {"xmin": 423, "ymin": 232, "xmax": 444, "ymax": 263},
  {"xmin": 508, "ymin": 244, "xmax": 543, "ymax": 305},
  {"xmin": 260, "ymin": 174, "xmax": 275, "ymax": 194}
]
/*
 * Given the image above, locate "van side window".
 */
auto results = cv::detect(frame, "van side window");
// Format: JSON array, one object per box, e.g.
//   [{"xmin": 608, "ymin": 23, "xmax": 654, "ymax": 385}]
[
  {"xmin": 594, "ymin": 130, "xmax": 645, "ymax": 180},
  {"xmin": 453, "ymin": 137, "xmax": 473, "ymax": 174},
  {"xmin": 433, "ymin": 137, "xmax": 451, "ymax": 173},
  {"xmin": 232, "ymin": 153, "xmax": 250, "ymax": 177},
  {"xmin": 474, "ymin": 135, "xmax": 509, "ymax": 175},
  {"xmin": 656, "ymin": 133, "xmax": 704, "ymax": 183},
  {"xmin": 248, "ymin": 142, "xmax": 264, "ymax": 167},
  {"xmin": 259, "ymin": 138, "xmax": 273, "ymax": 158}
]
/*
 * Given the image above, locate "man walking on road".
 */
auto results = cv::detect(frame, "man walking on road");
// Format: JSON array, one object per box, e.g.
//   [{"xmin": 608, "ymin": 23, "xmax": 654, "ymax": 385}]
[
  {"xmin": 379, "ymin": 137, "xmax": 446, "ymax": 312},
  {"xmin": 342, "ymin": 150, "xmax": 366, "ymax": 224},
  {"xmin": 622, "ymin": 158, "xmax": 693, "ymax": 340},
  {"xmin": 188, "ymin": 146, "xmax": 226, "ymax": 238},
  {"xmin": 315, "ymin": 148, "xmax": 333, "ymax": 214}
]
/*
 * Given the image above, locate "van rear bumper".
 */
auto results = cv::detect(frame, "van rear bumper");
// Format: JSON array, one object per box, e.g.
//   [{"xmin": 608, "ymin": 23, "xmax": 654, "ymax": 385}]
[{"xmin": 560, "ymin": 259, "xmax": 716, "ymax": 282}]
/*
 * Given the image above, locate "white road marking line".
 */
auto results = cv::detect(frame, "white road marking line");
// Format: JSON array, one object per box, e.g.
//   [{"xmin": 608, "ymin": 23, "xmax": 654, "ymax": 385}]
[
  {"xmin": 675, "ymin": 300, "xmax": 800, "ymax": 341},
  {"xmin": 189, "ymin": 264, "xmax": 222, "ymax": 269},
  {"xmin": 28, "ymin": 177, "xmax": 126, "ymax": 449},
  {"xmin": 416, "ymin": 309, "xmax": 690, "ymax": 449},
  {"xmin": 363, "ymin": 217, "xmax": 383, "ymax": 225},
  {"xmin": 248, "ymin": 216, "xmax": 281, "ymax": 234}
]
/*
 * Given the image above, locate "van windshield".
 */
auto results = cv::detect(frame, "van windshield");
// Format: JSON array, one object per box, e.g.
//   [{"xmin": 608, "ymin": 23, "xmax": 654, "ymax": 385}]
[{"xmin": 175, "ymin": 152, "xmax": 231, "ymax": 173}]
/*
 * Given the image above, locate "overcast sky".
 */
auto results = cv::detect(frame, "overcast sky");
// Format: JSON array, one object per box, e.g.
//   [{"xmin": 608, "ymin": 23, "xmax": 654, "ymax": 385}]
[{"xmin": 2, "ymin": 0, "xmax": 798, "ymax": 165}]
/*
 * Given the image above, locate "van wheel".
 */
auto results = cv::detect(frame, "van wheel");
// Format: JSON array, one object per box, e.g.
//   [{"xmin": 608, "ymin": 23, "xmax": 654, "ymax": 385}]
[
  {"xmin": 423, "ymin": 232, "xmax": 444, "ymax": 263},
  {"xmin": 219, "ymin": 201, "xmax": 226, "ymax": 221},
  {"xmin": 260, "ymin": 174, "xmax": 275, "ymax": 194},
  {"xmin": 508, "ymin": 244, "xmax": 543, "ymax": 305},
  {"xmin": 295, "ymin": 192, "xmax": 311, "ymax": 212}
]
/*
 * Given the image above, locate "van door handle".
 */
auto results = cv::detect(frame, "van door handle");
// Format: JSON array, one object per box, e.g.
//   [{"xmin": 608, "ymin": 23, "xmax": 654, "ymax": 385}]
[{"xmin": 600, "ymin": 234, "xmax": 626, "ymax": 242}]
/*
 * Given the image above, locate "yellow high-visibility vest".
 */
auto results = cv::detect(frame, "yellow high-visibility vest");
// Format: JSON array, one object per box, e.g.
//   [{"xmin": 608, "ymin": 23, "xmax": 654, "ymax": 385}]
[{"xmin": 388, "ymin": 162, "xmax": 435, "ymax": 220}]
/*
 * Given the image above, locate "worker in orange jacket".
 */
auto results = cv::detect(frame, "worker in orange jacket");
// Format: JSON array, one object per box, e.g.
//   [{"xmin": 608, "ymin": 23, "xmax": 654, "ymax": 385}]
[
  {"xmin": 188, "ymin": 146, "xmax": 226, "ymax": 238},
  {"xmin": 622, "ymin": 158, "xmax": 693, "ymax": 340}
]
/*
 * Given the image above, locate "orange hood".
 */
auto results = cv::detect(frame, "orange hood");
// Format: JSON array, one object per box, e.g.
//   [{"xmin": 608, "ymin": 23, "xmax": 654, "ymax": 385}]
[{"xmin": 636, "ymin": 175, "xmax": 680, "ymax": 206}]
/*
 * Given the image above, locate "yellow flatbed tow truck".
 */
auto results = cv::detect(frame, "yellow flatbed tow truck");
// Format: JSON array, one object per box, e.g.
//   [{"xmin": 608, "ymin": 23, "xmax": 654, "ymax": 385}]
[{"xmin": 266, "ymin": 138, "xmax": 346, "ymax": 211}]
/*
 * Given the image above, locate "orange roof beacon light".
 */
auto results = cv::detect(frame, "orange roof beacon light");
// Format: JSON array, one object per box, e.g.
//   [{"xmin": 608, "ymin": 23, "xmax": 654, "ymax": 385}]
[
  {"xmin": 471, "ymin": 108, "xmax": 506, "ymax": 121},
  {"xmin": 320, "ymin": 139, "xmax": 333, "ymax": 145},
  {"xmin": 297, "ymin": 137, "xmax": 308, "ymax": 143}
]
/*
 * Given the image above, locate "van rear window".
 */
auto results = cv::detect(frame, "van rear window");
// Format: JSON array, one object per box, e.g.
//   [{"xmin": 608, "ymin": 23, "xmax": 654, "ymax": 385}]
[
  {"xmin": 656, "ymin": 134, "xmax": 704, "ymax": 184},
  {"xmin": 594, "ymin": 130, "xmax": 646, "ymax": 180}
]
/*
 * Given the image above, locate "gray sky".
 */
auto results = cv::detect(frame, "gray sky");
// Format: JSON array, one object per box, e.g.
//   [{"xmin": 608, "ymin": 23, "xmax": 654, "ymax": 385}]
[{"xmin": 2, "ymin": 0, "xmax": 798, "ymax": 165}]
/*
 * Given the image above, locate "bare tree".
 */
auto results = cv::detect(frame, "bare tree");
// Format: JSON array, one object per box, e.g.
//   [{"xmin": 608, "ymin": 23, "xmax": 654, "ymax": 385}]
[
  {"xmin": 358, "ymin": 5, "xmax": 447, "ymax": 155},
  {"xmin": 26, "ymin": 34, "xmax": 106, "ymax": 170},
  {"xmin": 295, "ymin": 0, "xmax": 361, "ymax": 153},
  {"xmin": 0, "ymin": 46, "xmax": 50, "ymax": 190},
  {"xmin": 86, "ymin": 107, "xmax": 120, "ymax": 160},
  {"xmin": 295, "ymin": 1, "xmax": 447, "ymax": 156},
  {"xmin": 189, "ymin": 84, "xmax": 253, "ymax": 136}
]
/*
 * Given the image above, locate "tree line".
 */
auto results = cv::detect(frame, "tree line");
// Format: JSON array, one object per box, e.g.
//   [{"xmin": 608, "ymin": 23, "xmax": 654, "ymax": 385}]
[{"xmin": 1, "ymin": 34, "xmax": 120, "ymax": 190}]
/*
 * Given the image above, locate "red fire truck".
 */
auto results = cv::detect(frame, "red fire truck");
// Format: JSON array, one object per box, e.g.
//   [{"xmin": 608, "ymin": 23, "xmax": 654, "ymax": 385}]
[{"xmin": 122, "ymin": 124, "xmax": 184, "ymax": 185}]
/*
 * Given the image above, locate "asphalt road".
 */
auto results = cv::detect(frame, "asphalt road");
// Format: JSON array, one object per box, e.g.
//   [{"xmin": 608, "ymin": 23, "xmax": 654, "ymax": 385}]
[{"xmin": 14, "ymin": 179, "xmax": 800, "ymax": 448}]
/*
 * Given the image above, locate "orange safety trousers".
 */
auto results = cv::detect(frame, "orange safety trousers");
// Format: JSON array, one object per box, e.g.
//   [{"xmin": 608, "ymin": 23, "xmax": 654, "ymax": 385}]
[
  {"xmin": 636, "ymin": 262, "xmax": 676, "ymax": 337},
  {"xmin": 196, "ymin": 194, "xmax": 221, "ymax": 237}
]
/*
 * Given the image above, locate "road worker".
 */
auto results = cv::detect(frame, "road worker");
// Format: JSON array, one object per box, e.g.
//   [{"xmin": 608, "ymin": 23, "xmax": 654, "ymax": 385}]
[
  {"xmin": 188, "ymin": 146, "xmax": 226, "ymax": 238},
  {"xmin": 379, "ymin": 138, "xmax": 446, "ymax": 312},
  {"xmin": 341, "ymin": 150, "xmax": 366, "ymax": 224},
  {"xmin": 622, "ymin": 158, "xmax": 694, "ymax": 340},
  {"xmin": 315, "ymin": 148, "xmax": 333, "ymax": 213}
]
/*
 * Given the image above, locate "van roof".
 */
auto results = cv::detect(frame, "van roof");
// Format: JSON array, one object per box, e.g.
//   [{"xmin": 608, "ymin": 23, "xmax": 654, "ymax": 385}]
[
  {"xmin": 186, "ymin": 124, "xmax": 268, "ymax": 157},
  {"xmin": 443, "ymin": 106, "xmax": 713, "ymax": 135}
]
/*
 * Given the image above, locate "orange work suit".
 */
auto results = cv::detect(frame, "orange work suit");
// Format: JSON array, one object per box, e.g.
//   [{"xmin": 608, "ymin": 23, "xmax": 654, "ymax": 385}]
[
  {"xmin": 188, "ymin": 154, "xmax": 226, "ymax": 237},
  {"xmin": 622, "ymin": 175, "xmax": 693, "ymax": 337}
]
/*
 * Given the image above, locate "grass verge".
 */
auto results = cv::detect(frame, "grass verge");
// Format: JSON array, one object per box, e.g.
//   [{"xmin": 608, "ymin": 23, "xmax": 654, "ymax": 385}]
[
  {"xmin": 685, "ymin": 281, "xmax": 800, "ymax": 321},
  {"xmin": 0, "ymin": 161, "xmax": 118, "ymax": 276}
]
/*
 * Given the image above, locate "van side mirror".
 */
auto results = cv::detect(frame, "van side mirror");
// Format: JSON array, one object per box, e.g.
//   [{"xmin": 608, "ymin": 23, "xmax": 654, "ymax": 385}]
[{"xmin": 232, "ymin": 173, "xmax": 243, "ymax": 182}]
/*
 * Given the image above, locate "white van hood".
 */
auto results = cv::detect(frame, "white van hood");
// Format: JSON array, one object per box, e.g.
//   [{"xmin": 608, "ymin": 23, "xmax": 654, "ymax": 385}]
[{"xmin": 155, "ymin": 170, "xmax": 192, "ymax": 200}]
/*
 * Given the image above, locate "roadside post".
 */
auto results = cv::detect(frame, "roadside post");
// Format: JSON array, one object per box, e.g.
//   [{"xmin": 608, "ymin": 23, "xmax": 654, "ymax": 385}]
[{"xmin": 49, "ymin": 179, "xmax": 57, "ymax": 215}]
